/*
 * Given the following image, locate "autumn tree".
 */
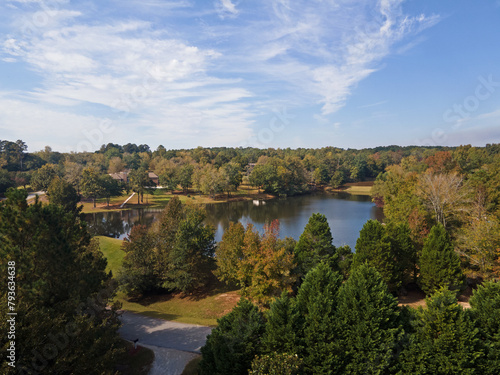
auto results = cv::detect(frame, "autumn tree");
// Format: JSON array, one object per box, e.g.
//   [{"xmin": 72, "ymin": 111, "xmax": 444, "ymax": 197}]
[
  {"xmin": 417, "ymin": 172, "xmax": 471, "ymax": 229},
  {"xmin": 239, "ymin": 221, "xmax": 297, "ymax": 305},
  {"xmin": 215, "ymin": 221, "xmax": 245, "ymax": 285},
  {"xmin": 456, "ymin": 214, "xmax": 500, "ymax": 279},
  {"xmin": 418, "ymin": 224, "xmax": 465, "ymax": 294}
]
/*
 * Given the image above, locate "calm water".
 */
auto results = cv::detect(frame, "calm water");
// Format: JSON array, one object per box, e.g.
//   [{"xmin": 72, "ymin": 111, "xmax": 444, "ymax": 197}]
[{"xmin": 84, "ymin": 192, "xmax": 382, "ymax": 249}]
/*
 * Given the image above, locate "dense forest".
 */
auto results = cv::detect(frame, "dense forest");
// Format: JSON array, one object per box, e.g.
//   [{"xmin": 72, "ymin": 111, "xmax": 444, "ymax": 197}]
[{"xmin": 2, "ymin": 140, "xmax": 500, "ymax": 374}]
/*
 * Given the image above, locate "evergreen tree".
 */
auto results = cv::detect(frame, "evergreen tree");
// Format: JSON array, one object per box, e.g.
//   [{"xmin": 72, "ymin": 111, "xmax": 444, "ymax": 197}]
[
  {"xmin": 294, "ymin": 213, "xmax": 337, "ymax": 278},
  {"xmin": 399, "ymin": 288, "xmax": 482, "ymax": 375},
  {"xmin": 0, "ymin": 189, "xmax": 123, "ymax": 374},
  {"xmin": 200, "ymin": 298, "xmax": 265, "ymax": 375},
  {"xmin": 119, "ymin": 225, "xmax": 161, "ymax": 295},
  {"xmin": 262, "ymin": 291, "xmax": 301, "ymax": 356},
  {"xmin": 469, "ymin": 281, "xmax": 500, "ymax": 375},
  {"xmin": 336, "ymin": 264, "xmax": 403, "ymax": 375},
  {"xmin": 353, "ymin": 219, "xmax": 399, "ymax": 291},
  {"xmin": 296, "ymin": 263, "xmax": 343, "ymax": 374},
  {"xmin": 418, "ymin": 224, "xmax": 465, "ymax": 294},
  {"xmin": 386, "ymin": 222, "xmax": 417, "ymax": 286},
  {"xmin": 164, "ymin": 204, "xmax": 216, "ymax": 292}
]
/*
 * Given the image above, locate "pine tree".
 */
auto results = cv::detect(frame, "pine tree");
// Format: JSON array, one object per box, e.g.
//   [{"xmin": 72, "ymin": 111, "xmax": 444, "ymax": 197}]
[
  {"xmin": 0, "ymin": 188, "xmax": 123, "ymax": 374},
  {"xmin": 418, "ymin": 224, "xmax": 465, "ymax": 294},
  {"xmin": 353, "ymin": 219, "xmax": 398, "ymax": 291},
  {"xmin": 336, "ymin": 264, "xmax": 403, "ymax": 374},
  {"xmin": 262, "ymin": 291, "xmax": 301, "ymax": 356},
  {"xmin": 469, "ymin": 281, "xmax": 500, "ymax": 375},
  {"xmin": 199, "ymin": 298, "xmax": 265, "ymax": 375},
  {"xmin": 294, "ymin": 213, "xmax": 337, "ymax": 278},
  {"xmin": 295, "ymin": 263, "xmax": 343, "ymax": 374},
  {"xmin": 399, "ymin": 288, "xmax": 482, "ymax": 374}
]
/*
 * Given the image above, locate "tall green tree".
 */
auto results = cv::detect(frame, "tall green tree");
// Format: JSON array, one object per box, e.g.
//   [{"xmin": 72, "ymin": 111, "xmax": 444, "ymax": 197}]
[
  {"xmin": 262, "ymin": 291, "xmax": 302, "ymax": 356},
  {"xmin": 163, "ymin": 204, "xmax": 216, "ymax": 292},
  {"xmin": 353, "ymin": 219, "xmax": 399, "ymax": 291},
  {"xmin": 399, "ymin": 288, "xmax": 482, "ymax": 375},
  {"xmin": 200, "ymin": 298, "xmax": 265, "ymax": 375},
  {"xmin": 336, "ymin": 264, "xmax": 403, "ymax": 375},
  {"xmin": 119, "ymin": 225, "xmax": 161, "ymax": 295},
  {"xmin": 99, "ymin": 174, "xmax": 123, "ymax": 206},
  {"xmin": 294, "ymin": 213, "xmax": 337, "ymax": 279},
  {"xmin": 296, "ymin": 263, "xmax": 343, "ymax": 374},
  {"xmin": 30, "ymin": 164, "xmax": 58, "ymax": 191},
  {"xmin": 418, "ymin": 224, "xmax": 465, "ymax": 294},
  {"xmin": 469, "ymin": 281, "xmax": 500, "ymax": 375},
  {"xmin": 47, "ymin": 176, "xmax": 80, "ymax": 212},
  {"xmin": 0, "ymin": 189, "xmax": 123, "ymax": 374},
  {"xmin": 80, "ymin": 167, "xmax": 104, "ymax": 208}
]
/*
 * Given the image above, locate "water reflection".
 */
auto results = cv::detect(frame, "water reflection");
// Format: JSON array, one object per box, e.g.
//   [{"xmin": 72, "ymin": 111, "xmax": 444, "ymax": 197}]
[{"xmin": 84, "ymin": 193, "xmax": 382, "ymax": 249}]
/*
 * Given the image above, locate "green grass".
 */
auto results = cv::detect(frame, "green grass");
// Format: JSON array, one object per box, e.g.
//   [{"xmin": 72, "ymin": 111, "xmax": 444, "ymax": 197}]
[
  {"xmin": 117, "ymin": 287, "xmax": 240, "ymax": 327},
  {"xmin": 116, "ymin": 340, "xmax": 154, "ymax": 375},
  {"xmin": 96, "ymin": 236, "xmax": 125, "ymax": 276},
  {"xmin": 97, "ymin": 234, "xmax": 240, "ymax": 326},
  {"xmin": 80, "ymin": 184, "xmax": 276, "ymax": 213}
]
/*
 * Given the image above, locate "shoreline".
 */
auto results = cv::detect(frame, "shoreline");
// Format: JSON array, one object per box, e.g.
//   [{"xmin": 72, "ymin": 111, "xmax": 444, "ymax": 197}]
[{"xmin": 80, "ymin": 182, "xmax": 374, "ymax": 214}]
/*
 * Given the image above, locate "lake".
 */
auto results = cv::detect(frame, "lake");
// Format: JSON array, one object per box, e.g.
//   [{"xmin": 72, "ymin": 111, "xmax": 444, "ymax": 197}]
[{"xmin": 84, "ymin": 192, "xmax": 382, "ymax": 249}]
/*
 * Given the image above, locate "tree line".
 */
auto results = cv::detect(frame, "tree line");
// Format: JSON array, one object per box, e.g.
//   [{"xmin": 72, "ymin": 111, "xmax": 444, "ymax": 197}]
[{"xmin": 6, "ymin": 140, "xmax": 500, "ymax": 200}]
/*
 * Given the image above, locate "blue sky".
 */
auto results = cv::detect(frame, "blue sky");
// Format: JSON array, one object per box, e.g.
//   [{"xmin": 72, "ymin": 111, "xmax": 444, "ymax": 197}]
[{"xmin": 1, "ymin": 0, "xmax": 500, "ymax": 152}]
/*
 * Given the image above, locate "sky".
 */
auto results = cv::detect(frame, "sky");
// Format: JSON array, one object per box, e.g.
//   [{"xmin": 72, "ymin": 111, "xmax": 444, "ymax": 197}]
[{"xmin": 0, "ymin": 0, "xmax": 500, "ymax": 153}]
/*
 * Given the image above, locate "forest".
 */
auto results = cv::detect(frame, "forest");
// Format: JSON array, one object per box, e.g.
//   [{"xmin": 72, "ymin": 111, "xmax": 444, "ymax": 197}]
[{"xmin": 1, "ymin": 140, "xmax": 500, "ymax": 374}]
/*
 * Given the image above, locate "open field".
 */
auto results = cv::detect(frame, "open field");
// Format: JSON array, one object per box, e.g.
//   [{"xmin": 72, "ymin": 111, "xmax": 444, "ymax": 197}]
[
  {"xmin": 97, "ymin": 234, "xmax": 240, "ymax": 326},
  {"xmin": 328, "ymin": 181, "xmax": 374, "ymax": 196}
]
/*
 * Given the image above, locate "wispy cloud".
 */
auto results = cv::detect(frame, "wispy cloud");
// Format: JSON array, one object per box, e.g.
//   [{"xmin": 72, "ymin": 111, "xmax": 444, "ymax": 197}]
[{"xmin": 0, "ymin": 0, "xmax": 440, "ymax": 150}]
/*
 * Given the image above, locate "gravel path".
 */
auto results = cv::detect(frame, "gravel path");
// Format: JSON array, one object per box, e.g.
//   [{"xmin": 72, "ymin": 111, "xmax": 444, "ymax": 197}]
[{"xmin": 119, "ymin": 311, "xmax": 212, "ymax": 375}]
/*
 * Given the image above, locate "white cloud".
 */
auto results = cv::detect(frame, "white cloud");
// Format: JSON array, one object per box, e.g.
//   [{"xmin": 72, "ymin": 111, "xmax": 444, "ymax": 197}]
[
  {"xmin": 215, "ymin": 0, "xmax": 239, "ymax": 19},
  {"xmin": 0, "ymin": 0, "xmax": 441, "ymax": 150}
]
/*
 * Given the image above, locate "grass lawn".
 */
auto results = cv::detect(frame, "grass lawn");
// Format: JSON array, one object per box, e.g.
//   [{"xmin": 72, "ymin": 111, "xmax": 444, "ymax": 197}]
[
  {"xmin": 96, "ymin": 236, "xmax": 125, "ymax": 275},
  {"xmin": 81, "ymin": 184, "xmax": 275, "ymax": 214},
  {"xmin": 97, "ymin": 234, "xmax": 240, "ymax": 326}
]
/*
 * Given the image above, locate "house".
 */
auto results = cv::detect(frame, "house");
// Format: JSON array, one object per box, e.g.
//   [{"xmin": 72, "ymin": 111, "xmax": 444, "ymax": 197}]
[
  {"xmin": 109, "ymin": 170, "xmax": 129, "ymax": 183},
  {"xmin": 109, "ymin": 170, "xmax": 159, "ymax": 186},
  {"xmin": 148, "ymin": 172, "xmax": 159, "ymax": 186}
]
